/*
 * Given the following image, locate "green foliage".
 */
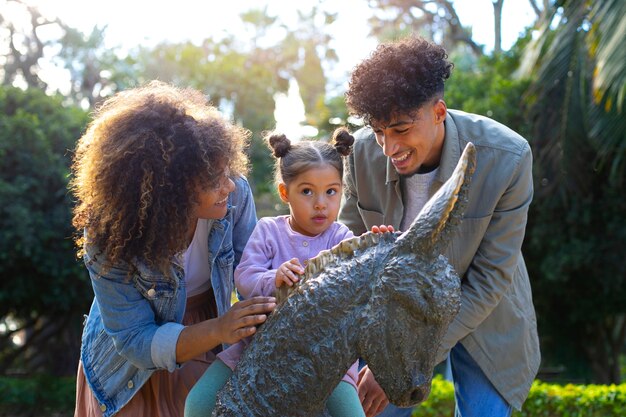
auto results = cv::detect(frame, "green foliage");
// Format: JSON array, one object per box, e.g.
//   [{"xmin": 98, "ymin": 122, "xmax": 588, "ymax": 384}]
[
  {"xmin": 55, "ymin": 25, "xmax": 137, "ymax": 108},
  {"xmin": 0, "ymin": 374, "xmax": 75, "ymax": 415},
  {"xmin": 410, "ymin": 375, "xmax": 455, "ymax": 417},
  {"xmin": 522, "ymin": 0, "xmax": 626, "ymax": 384},
  {"xmin": 515, "ymin": 381, "xmax": 626, "ymax": 417},
  {"xmin": 2, "ymin": 374, "xmax": 626, "ymax": 417},
  {"xmin": 411, "ymin": 377, "xmax": 626, "ymax": 417},
  {"xmin": 445, "ymin": 44, "xmax": 532, "ymax": 137},
  {"xmin": 0, "ymin": 86, "xmax": 91, "ymax": 375}
]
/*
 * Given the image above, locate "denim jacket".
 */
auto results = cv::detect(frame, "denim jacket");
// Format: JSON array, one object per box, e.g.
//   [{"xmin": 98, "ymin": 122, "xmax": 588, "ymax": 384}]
[{"xmin": 79, "ymin": 177, "xmax": 257, "ymax": 417}]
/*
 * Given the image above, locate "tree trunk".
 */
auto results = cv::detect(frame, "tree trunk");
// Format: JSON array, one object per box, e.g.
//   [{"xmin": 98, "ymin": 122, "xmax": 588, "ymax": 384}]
[
  {"xmin": 492, "ymin": 0, "xmax": 504, "ymax": 54},
  {"xmin": 583, "ymin": 317, "xmax": 625, "ymax": 384}
]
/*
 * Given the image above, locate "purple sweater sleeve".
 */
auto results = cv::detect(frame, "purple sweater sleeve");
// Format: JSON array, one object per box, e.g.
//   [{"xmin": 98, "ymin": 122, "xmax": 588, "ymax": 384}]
[{"xmin": 234, "ymin": 219, "xmax": 278, "ymax": 298}]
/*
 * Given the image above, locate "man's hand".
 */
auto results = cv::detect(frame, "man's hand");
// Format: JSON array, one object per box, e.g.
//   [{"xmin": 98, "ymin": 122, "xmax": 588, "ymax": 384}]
[
  {"xmin": 357, "ymin": 365, "xmax": 389, "ymax": 417},
  {"xmin": 370, "ymin": 224, "xmax": 394, "ymax": 234}
]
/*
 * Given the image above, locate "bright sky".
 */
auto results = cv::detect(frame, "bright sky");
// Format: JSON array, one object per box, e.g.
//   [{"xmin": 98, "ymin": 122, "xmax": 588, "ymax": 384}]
[
  {"xmin": 21, "ymin": 0, "xmax": 536, "ymax": 137},
  {"xmin": 28, "ymin": 0, "xmax": 535, "ymax": 75}
]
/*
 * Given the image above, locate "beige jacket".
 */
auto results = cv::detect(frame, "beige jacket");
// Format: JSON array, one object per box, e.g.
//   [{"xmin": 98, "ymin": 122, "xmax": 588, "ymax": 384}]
[{"xmin": 339, "ymin": 109, "xmax": 540, "ymax": 410}]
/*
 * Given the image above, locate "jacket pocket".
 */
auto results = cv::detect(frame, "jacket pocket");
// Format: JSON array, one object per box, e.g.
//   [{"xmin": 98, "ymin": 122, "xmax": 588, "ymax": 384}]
[
  {"xmin": 356, "ymin": 204, "xmax": 384, "ymax": 229},
  {"xmin": 133, "ymin": 269, "xmax": 177, "ymax": 322},
  {"xmin": 215, "ymin": 245, "xmax": 235, "ymax": 291},
  {"xmin": 215, "ymin": 244, "xmax": 235, "ymax": 268},
  {"xmin": 445, "ymin": 214, "xmax": 491, "ymax": 275}
]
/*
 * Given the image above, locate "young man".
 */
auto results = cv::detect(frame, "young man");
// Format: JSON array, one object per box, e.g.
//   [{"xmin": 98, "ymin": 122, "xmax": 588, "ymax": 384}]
[{"xmin": 339, "ymin": 36, "xmax": 540, "ymax": 417}]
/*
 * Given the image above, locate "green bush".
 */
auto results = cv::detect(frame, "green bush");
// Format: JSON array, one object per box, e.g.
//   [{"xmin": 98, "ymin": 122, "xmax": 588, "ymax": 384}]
[
  {"xmin": 2, "ymin": 374, "xmax": 626, "ymax": 416},
  {"xmin": 0, "ymin": 375, "xmax": 75, "ymax": 415},
  {"xmin": 411, "ymin": 375, "xmax": 455, "ymax": 416},
  {"xmin": 516, "ymin": 381, "xmax": 626, "ymax": 417},
  {"xmin": 412, "ymin": 376, "xmax": 626, "ymax": 417}
]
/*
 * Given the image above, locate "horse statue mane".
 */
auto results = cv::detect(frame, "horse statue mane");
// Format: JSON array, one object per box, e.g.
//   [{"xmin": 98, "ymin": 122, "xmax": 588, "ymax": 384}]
[{"xmin": 213, "ymin": 143, "xmax": 477, "ymax": 416}]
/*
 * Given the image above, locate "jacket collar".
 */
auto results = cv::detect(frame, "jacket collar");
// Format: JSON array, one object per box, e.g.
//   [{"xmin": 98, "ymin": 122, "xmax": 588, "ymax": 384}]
[
  {"xmin": 385, "ymin": 153, "xmax": 399, "ymax": 185},
  {"xmin": 437, "ymin": 111, "xmax": 462, "ymax": 184}
]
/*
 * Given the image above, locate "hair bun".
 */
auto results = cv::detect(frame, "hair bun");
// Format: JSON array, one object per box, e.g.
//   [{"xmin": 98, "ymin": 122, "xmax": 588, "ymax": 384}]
[
  {"xmin": 267, "ymin": 133, "xmax": 292, "ymax": 158},
  {"xmin": 332, "ymin": 127, "xmax": 355, "ymax": 157}
]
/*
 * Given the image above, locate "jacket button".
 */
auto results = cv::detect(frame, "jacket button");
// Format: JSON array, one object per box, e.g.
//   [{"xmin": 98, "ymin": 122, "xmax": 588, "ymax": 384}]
[
  {"xmin": 147, "ymin": 288, "xmax": 156, "ymax": 297},
  {"xmin": 302, "ymin": 241, "xmax": 309, "ymax": 247},
  {"xmin": 127, "ymin": 380, "xmax": 134, "ymax": 389},
  {"xmin": 100, "ymin": 404, "xmax": 107, "ymax": 412}
]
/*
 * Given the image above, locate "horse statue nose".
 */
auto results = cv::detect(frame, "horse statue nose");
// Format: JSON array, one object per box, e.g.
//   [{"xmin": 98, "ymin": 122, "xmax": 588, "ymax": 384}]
[
  {"xmin": 408, "ymin": 373, "xmax": 431, "ymax": 404},
  {"xmin": 409, "ymin": 385, "xmax": 430, "ymax": 404}
]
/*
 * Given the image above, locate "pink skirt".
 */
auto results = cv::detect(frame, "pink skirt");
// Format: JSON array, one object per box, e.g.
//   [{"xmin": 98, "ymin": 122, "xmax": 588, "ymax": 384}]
[{"xmin": 74, "ymin": 289, "xmax": 219, "ymax": 417}]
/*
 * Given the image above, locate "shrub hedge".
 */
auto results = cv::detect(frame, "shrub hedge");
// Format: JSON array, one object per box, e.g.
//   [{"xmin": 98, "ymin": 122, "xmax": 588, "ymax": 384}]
[
  {"xmin": 0, "ymin": 375, "xmax": 75, "ymax": 416},
  {"xmin": 412, "ymin": 376, "xmax": 626, "ymax": 417},
  {"xmin": 1, "ymin": 375, "xmax": 625, "ymax": 416}
]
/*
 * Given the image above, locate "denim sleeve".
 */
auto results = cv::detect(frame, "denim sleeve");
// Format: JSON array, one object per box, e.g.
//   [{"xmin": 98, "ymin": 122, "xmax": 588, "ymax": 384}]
[
  {"xmin": 230, "ymin": 176, "xmax": 258, "ymax": 268},
  {"xmin": 85, "ymin": 247, "xmax": 184, "ymax": 372},
  {"xmin": 151, "ymin": 322, "xmax": 185, "ymax": 371}
]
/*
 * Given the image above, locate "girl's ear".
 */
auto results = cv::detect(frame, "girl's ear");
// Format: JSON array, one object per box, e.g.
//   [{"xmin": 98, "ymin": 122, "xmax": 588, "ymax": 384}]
[{"xmin": 278, "ymin": 183, "xmax": 289, "ymax": 203}]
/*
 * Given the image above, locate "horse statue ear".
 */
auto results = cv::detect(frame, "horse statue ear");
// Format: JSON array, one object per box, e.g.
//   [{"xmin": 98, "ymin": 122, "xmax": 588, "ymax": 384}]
[{"xmin": 395, "ymin": 142, "xmax": 476, "ymax": 259}]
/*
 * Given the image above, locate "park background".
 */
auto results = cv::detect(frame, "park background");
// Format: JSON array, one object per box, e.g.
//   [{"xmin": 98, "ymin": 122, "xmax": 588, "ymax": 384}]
[{"xmin": 0, "ymin": 0, "xmax": 625, "ymax": 415}]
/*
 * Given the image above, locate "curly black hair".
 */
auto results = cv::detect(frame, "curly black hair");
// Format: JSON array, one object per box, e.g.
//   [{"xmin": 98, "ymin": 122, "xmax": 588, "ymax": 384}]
[
  {"xmin": 70, "ymin": 80, "xmax": 249, "ymax": 274},
  {"xmin": 345, "ymin": 36, "xmax": 453, "ymax": 125}
]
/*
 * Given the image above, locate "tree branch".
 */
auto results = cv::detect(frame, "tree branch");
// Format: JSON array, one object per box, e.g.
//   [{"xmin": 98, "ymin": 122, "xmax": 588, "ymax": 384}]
[
  {"xmin": 435, "ymin": 0, "xmax": 484, "ymax": 55},
  {"xmin": 528, "ymin": 0, "xmax": 542, "ymax": 17}
]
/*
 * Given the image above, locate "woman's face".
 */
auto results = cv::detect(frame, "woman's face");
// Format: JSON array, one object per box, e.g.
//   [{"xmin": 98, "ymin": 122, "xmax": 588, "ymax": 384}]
[{"xmin": 193, "ymin": 170, "xmax": 235, "ymax": 220}]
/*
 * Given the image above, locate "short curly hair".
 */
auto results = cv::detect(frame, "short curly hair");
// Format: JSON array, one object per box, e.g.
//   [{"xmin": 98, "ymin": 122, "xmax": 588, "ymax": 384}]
[
  {"xmin": 345, "ymin": 36, "xmax": 453, "ymax": 125},
  {"xmin": 70, "ymin": 80, "xmax": 249, "ymax": 274}
]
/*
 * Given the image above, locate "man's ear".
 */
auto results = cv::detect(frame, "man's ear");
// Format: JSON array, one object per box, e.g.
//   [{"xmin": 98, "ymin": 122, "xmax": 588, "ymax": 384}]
[
  {"xmin": 433, "ymin": 99, "xmax": 447, "ymax": 124},
  {"xmin": 278, "ymin": 183, "xmax": 289, "ymax": 203}
]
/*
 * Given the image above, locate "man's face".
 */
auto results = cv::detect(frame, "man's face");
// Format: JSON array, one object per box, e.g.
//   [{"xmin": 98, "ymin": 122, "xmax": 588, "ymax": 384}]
[{"xmin": 370, "ymin": 100, "xmax": 447, "ymax": 176}]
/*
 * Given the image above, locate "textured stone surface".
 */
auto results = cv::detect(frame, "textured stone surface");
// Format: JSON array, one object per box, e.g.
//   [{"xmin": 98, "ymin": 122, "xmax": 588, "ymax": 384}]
[{"xmin": 214, "ymin": 143, "xmax": 477, "ymax": 417}]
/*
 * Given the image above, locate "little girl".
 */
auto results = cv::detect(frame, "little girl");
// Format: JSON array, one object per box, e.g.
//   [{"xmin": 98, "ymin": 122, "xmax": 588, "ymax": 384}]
[{"xmin": 185, "ymin": 128, "xmax": 369, "ymax": 417}]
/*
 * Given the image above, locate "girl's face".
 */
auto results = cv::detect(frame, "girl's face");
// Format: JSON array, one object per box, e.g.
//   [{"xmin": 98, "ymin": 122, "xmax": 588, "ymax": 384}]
[
  {"xmin": 194, "ymin": 170, "xmax": 235, "ymax": 220},
  {"xmin": 278, "ymin": 164, "xmax": 342, "ymax": 237}
]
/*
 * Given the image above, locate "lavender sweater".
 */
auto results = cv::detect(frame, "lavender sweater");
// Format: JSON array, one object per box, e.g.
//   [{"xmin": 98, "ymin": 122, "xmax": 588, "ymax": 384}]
[{"xmin": 217, "ymin": 215, "xmax": 359, "ymax": 388}]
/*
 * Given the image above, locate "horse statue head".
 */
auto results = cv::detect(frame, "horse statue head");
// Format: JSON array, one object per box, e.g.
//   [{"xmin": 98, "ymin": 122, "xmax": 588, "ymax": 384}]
[{"xmin": 214, "ymin": 142, "xmax": 476, "ymax": 416}]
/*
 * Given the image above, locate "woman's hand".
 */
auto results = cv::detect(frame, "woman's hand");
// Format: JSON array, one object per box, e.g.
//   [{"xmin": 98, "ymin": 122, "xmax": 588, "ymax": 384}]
[
  {"xmin": 176, "ymin": 296, "xmax": 276, "ymax": 363},
  {"xmin": 215, "ymin": 296, "xmax": 277, "ymax": 345},
  {"xmin": 275, "ymin": 258, "xmax": 304, "ymax": 288}
]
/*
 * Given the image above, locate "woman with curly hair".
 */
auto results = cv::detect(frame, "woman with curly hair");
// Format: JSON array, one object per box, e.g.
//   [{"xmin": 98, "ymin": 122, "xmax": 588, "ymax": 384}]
[
  {"xmin": 71, "ymin": 81, "xmax": 275, "ymax": 417},
  {"xmin": 340, "ymin": 36, "xmax": 539, "ymax": 417}
]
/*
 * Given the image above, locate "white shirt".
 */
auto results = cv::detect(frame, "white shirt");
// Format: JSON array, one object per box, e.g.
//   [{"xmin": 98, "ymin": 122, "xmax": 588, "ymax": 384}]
[
  {"xmin": 183, "ymin": 219, "xmax": 213, "ymax": 297},
  {"xmin": 400, "ymin": 167, "xmax": 439, "ymax": 231}
]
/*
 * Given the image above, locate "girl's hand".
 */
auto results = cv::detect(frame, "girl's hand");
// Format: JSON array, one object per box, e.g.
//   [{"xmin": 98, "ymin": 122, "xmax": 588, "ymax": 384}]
[
  {"xmin": 358, "ymin": 365, "xmax": 389, "ymax": 417},
  {"xmin": 215, "ymin": 296, "xmax": 276, "ymax": 345},
  {"xmin": 370, "ymin": 224, "xmax": 394, "ymax": 234},
  {"xmin": 275, "ymin": 258, "xmax": 304, "ymax": 288}
]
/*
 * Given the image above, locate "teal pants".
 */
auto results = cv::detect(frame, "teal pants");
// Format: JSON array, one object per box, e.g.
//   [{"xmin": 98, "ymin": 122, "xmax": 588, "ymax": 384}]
[{"xmin": 184, "ymin": 359, "xmax": 365, "ymax": 417}]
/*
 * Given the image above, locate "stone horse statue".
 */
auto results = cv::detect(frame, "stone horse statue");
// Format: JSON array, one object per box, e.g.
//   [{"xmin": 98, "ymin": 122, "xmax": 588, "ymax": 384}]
[{"xmin": 213, "ymin": 143, "xmax": 477, "ymax": 416}]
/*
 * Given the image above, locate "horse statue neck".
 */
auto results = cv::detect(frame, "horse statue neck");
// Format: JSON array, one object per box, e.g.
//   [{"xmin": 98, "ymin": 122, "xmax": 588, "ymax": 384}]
[
  {"xmin": 215, "ymin": 233, "xmax": 396, "ymax": 416},
  {"xmin": 214, "ymin": 143, "xmax": 477, "ymax": 416}
]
